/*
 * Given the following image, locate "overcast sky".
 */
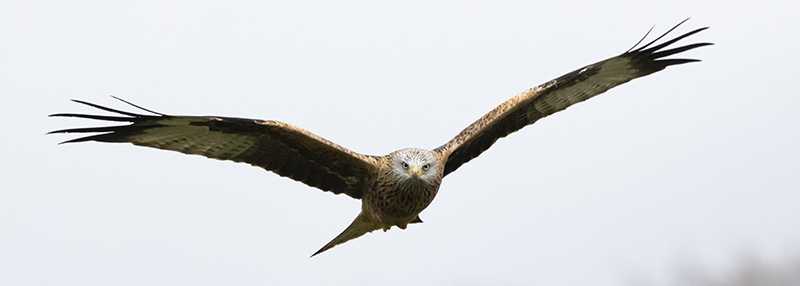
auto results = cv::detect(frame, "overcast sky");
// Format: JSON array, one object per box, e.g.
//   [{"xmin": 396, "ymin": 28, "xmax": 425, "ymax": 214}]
[{"xmin": 3, "ymin": 1, "xmax": 799, "ymax": 285}]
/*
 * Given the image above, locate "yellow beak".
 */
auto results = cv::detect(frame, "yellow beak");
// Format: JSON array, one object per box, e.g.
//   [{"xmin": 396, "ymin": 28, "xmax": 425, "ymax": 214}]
[{"xmin": 410, "ymin": 166, "xmax": 420, "ymax": 180}]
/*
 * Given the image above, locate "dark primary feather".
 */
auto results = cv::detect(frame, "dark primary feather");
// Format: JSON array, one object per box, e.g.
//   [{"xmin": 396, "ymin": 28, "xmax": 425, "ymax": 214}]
[
  {"xmin": 435, "ymin": 19, "xmax": 712, "ymax": 176},
  {"xmin": 49, "ymin": 99, "xmax": 378, "ymax": 199}
]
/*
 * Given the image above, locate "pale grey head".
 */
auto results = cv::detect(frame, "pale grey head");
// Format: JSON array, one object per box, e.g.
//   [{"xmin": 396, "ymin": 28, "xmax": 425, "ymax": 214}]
[{"xmin": 389, "ymin": 148, "xmax": 440, "ymax": 185}]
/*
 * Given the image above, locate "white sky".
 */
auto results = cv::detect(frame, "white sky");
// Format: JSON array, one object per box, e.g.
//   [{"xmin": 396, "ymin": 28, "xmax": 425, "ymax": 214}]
[{"xmin": 3, "ymin": 1, "xmax": 799, "ymax": 285}]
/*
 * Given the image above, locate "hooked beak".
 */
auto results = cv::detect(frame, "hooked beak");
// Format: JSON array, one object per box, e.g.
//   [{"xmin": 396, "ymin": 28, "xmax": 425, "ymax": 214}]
[{"xmin": 410, "ymin": 166, "xmax": 420, "ymax": 180}]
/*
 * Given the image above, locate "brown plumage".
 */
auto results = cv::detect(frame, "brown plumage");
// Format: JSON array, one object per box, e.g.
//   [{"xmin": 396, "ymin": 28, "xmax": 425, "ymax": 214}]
[{"xmin": 49, "ymin": 19, "xmax": 711, "ymax": 256}]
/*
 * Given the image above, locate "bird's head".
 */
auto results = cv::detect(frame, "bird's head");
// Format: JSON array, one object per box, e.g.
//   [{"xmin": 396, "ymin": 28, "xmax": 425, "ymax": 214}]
[{"xmin": 390, "ymin": 148, "xmax": 440, "ymax": 185}]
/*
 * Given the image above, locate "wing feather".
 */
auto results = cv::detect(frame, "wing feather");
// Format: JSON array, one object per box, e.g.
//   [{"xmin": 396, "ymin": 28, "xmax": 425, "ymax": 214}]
[
  {"xmin": 435, "ymin": 19, "xmax": 712, "ymax": 176},
  {"xmin": 49, "ymin": 99, "xmax": 378, "ymax": 199}
]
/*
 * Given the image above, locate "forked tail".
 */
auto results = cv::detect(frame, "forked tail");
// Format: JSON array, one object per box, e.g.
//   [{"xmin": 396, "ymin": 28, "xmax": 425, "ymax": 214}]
[{"xmin": 311, "ymin": 212, "xmax": 381, "ymax": 257}]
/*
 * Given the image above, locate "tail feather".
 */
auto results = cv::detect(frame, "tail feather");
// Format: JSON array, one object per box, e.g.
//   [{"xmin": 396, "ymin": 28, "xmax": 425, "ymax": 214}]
[{"xmin": 311, "ymin": 212, "xmax": 381, "ymax": 257}]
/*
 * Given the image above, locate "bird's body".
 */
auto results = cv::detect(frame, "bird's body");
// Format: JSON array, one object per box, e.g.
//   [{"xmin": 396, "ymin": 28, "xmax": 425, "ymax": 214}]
[
  {"xmin": 313, "ymin": 148, "xmax": 443, "ymax": 256},
  {"xmin": 364, "ymin": 148, "xmax": 442, "ymax": 230},
  {"xmin": 50, "ymin": 20, "xmax": 711, "ymax": 256}
]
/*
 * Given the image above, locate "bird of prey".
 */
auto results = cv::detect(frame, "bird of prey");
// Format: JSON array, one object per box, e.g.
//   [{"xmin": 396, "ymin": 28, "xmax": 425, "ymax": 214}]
[{"xmin": 49, "ymin": 19, "xmax": 711, "ymax": 256}]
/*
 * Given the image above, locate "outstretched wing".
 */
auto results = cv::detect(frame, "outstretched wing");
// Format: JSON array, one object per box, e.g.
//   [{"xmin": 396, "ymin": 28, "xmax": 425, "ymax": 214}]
[
  {"xmin": 49, "ymin": 98, "xmax": 378, "ymax": 199},
  {"xmin": 435, "ymin": 19, "xmax": 712, "ymax": 177}
]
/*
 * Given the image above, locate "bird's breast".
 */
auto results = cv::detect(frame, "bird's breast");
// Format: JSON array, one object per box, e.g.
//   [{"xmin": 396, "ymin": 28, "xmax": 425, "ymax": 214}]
[{"xmin": 363, "ymin": 180, "xmax": 440, "ymax": 226}]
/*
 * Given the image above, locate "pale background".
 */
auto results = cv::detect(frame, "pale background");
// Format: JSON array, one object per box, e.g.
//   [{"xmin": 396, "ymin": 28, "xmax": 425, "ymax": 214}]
[{"xmin": 3, "ymin": 1, "xmax": 799, "ymax": 285}]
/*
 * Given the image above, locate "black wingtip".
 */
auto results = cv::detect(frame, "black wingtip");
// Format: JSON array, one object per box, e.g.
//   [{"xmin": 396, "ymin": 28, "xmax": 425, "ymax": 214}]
[
  {"xmin": 310, "ymin": 248, "xmax": 325, "ymax": 258},
  {"xmin": 631, "ymin": 18, "xmax": 692, "ymax": 52},
  {"xmin": 110, "ymin": 95, "xmax": 165, "ymax": 115},
  {"xmin": 67, "ymin": 99, "xmax": 146, "ymax": 117},
  {"xmin": 56, "ymin": 137, "xmax": 97, "ymax": 144},
  {"xmin": 48, "ymin": 112, "xmax": 139, "ymax": 122},
  {"xmin": 622, "ymin": 19, "xmax": 712, "ymax": 76},
  {"xmin": 627, "ymin": 18, "xmax": 711, "ymax": 56},
  {"xmin": 48, "ymin": 129, "xmax": 113, "ymax": 144},
  {"xmin": 649, "ymin": 42, "xmax": 713, "ymax": 61},
  {"xmin": 49, "ymin": 98, "xmax": 168, "ymax": 145},
  {"xmin": 311, "ymin": 240, "xmax": 339, "ymax": 258},
  {"xmin": 627, "ymin": 25, "xmax": 655, "ymax": 53}
]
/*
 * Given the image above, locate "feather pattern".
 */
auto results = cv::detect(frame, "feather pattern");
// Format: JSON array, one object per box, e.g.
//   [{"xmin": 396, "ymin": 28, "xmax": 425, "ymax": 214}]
[
  {"xmin": 435, "ymin": 19, "xmax": 712, "ymax": 176},
  {"xmin": 49, "ymin": 100, "xmax": 378, "ymax": 198}
]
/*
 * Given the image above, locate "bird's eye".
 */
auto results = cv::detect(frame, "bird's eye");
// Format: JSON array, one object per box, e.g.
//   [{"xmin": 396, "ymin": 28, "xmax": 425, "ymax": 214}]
[
  {"xmin": 422, "ymin": 164, "xmax": 429, "ymax": 171},
  {"xmin": 402, "ymin": 162, "xmax": 409, "ymax": 170}
]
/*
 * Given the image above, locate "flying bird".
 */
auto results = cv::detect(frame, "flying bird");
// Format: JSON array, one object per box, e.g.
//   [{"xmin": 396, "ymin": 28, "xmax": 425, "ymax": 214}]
[{"xmin": 49, "ymin": 19, "xmax": 711, "ymax": 256}]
